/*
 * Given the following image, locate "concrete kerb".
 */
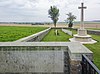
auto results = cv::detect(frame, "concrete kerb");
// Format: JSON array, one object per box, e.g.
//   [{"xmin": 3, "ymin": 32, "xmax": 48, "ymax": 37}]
[{"xmin": 14, "ymin": 27, "xmax": 51, "ymax": 42}]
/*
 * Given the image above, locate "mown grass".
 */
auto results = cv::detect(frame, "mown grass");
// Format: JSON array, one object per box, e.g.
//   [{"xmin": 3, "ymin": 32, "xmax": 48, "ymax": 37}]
[
  {"xmin": 69, "ymin": 28, "xmax": 100, "ymax": 69},
  {"xmin": 0, "ymin": 26, "xmax": 47, "ymax": 42},
  {"xmin": 42, "ymin": 29, "xmax": 72, "ymax": 42},
  {"xmin": 85, "ymin": 35, "xmax": 100, "ymax": 69}
]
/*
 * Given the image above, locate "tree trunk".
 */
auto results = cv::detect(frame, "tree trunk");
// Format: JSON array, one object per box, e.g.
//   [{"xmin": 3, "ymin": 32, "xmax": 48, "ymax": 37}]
[
  {"xmin": 54, "ymin": 21, "xmax": 56, "ymax": 27},
  {"xmin": 54, "ymin": 24, "xmax": 56, "ymax": 27}
]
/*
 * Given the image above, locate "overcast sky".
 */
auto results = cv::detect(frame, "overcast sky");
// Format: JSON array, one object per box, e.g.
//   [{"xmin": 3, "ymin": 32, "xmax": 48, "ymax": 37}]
[{"xmin": 0, "ymin": 0, "xmax": 100, "ymax": 22}]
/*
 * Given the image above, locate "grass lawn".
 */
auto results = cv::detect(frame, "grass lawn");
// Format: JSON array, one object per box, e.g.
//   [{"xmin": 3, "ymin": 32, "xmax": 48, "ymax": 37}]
[
  {"xmin": 69, "ymin": 28, "xmax": 100, "ymax": 69},
  {"xmin": 41, "ymin": 29, "xmax": 72, "ymax": 42},
  {"xmin": 85, "ymin": 34, "xmax": 100, "ymax": 69},
  {"xmin": 0, "ymin": 26, "xmax": 47, "ymax": 42}
]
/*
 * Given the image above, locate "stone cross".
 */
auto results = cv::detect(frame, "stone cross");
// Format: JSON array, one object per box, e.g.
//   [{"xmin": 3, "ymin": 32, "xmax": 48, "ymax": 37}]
[{"xmin": 78, "ymin": 3, "xmax": 87, "ymax": 29}]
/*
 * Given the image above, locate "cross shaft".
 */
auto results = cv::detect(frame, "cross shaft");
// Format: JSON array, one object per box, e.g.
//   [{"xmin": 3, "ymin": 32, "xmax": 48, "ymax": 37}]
[{"xmin": 78, "ymin": 3, "xmax": 87, "ymax": 29}]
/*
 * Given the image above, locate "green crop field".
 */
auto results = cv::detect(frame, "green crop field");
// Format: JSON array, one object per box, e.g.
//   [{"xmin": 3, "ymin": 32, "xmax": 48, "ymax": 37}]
[
  {"xmin": 0, "ymin": 26, "xmax": 47, "ymax": 42},
  {"xmin": 41, "ymin": 29, "xmax": 72, "ymax": 42}
]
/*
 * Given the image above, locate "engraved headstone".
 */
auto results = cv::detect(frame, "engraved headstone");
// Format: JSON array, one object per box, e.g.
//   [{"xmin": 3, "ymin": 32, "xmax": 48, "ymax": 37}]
[{"xmin": 55, "ymin": 30, "xmax": 59, "ymax": 36}]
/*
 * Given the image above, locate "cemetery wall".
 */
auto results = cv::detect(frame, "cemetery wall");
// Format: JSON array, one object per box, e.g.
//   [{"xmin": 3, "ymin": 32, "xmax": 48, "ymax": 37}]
[
  {"xmin": 62, "ymin": 29, "xmax": 73, "ymax": 36},
  {"xmin": 73, "ymin": 28, "xmax": 100, "ymax": 35},
  {"xmin": 0, "ymin": 42, "xmax": 93, "ymax": 74},
  {"xmin": 15, "ymin": 28, "xmax": 51, "ymax": 42},
  {"xmin": 87, "ymin": 30, "xmax": 100, "ymax": 35},
  {"xmin": 0, "ymin": 46, "xmax": 69, "ymax": 74}
]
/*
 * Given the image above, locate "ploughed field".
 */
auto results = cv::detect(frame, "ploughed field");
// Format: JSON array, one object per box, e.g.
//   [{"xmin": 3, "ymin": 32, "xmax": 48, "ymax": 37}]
[
  {"xmin": 41, "ymin": 29, "xmax": 72, "ymax": 42},
  {"xmin": 0, "ymin": 26, "xmax": 47, "ymax": 42}
]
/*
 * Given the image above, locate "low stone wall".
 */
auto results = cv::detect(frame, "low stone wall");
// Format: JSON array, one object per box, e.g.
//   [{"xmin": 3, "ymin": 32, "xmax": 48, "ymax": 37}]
[
  {"xmin": 0, "ymin": 42, "xmax": 93, "ymax": 74},
  {"xmin": 15, "ymin": 28, "xmax": 51, "ymax": 42},
  {"xmin": 0, "ymin": 45, "xmax": 69, "ymax": 74},
  {"xmin": 0, "ymin": 51, "xmax": 66, "ymax": 74},
  {"xmin": 62, "ymin": 29, "xmax": 73, "ymax": 36},
  {"xmin": 87, "ymin": 30, "xmax": 100, "ymax": 35},
  {"xmin": 72, "ymin": 28, "xmax": 100, "ymax": 35}
]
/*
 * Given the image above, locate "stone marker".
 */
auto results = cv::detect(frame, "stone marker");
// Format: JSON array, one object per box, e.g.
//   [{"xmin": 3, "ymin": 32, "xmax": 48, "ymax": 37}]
[
  {"xmin": 70, "ymin": 3, "xmax": 97, "ymax": 44},
  {"xmin": 78, "ymin": 3, "xmax": 87, "ymax": 29},
  {"xmin": 55, "ymin": 29, "xmax": 59, "ymax": 36}
]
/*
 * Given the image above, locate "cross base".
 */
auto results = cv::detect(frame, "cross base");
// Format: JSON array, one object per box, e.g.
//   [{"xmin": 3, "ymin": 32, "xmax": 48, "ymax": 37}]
[
  {"xmin": 69, "ymin": 29, "xmax": 97, "ymax": 44},
  {"xmin": 78, "ymin": 29, "xmax": 87, "ymax": 36}
]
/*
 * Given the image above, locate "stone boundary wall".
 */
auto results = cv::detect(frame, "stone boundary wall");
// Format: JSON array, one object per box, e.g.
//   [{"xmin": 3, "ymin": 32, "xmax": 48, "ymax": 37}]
[
  {"xmin": 62, "ymin": 29, "xmax": 73, "ymax": 36},
  {"xmin": 15, "ymin": 28, "xmax": 51, "ymax": 42},
  {"xmin": 73, "ymin": 28, "xmax": 100, "ymax": 35},
  {"xmin": 0, "ymin": 46, "xmax": 66, "ymax": 51},
  {"xmin": 0, "ymin": 46, "xmax": 68, "ymax": 74},
  {"xmin": 87, "ymin": 30, "xmax": 100, "ymax": 35},
  {"xmin": 0, "ymin": 42, "xmax": 93, "ymax": 74},
  {"xmin": 0, "ymin": 50, "xmax": 66, "ymax": 74}
]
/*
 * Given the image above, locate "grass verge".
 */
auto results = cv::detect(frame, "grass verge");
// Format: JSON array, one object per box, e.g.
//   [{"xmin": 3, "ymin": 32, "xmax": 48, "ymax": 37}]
[
  {"xmin": 41, "ymin": 29, "xmax": 72, "ymax": 42},
  {"xmin": 85, "ymin": 34, "xmax": 100, "ymax": 69}
]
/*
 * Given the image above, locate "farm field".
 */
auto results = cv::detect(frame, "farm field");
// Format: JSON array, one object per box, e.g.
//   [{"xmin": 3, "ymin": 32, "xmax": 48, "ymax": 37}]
[
  {"xmin": 41, "ymin": 29, "xmax": 72, "ymax": 42},
  {"xmin": 0, "ymin": 23, "xmax": 100, "ymax": 28},
  {"xmin": 0, "ymin": 26, "xmax": 47, "ymax": 42},
  {"xmin": 86, "ymin": 28, "xmax": 100, "ymax": 30}
]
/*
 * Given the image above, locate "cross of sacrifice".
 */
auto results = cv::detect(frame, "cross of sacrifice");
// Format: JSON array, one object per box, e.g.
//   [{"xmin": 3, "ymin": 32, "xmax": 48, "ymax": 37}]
[{"xmin": 78, "ymin": 3, "xmax": 87, "ymax": 29}]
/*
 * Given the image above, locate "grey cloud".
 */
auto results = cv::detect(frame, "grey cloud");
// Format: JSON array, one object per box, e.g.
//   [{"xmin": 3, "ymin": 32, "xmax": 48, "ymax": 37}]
[{"xmin": 0, "ymin": 0, "xmax": 100, "ymax": 22}]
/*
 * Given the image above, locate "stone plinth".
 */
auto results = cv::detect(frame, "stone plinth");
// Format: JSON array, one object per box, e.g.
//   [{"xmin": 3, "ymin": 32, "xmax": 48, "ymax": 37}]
[
  {"xmin": 74, "ymin": 34, "xmax": 92, "ymax": 42},
  {"xmin": 70, "ymin": 29, "xmax": 97, "ymax": 44},
  {"xmin": 78, "ymin": 29, "xmax": 87, "ymax": 36}
]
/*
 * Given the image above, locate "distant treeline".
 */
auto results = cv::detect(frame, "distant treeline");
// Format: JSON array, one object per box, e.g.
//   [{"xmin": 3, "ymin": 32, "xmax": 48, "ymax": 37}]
[
  {"xmin": 0, "ymin": 21, "xmax": 99, "ymax": 25},
  {"xmin": 32, "ymin": 23, "xmax": 51, "ymax": 25},
  {"xmin": 0, "ymin": 22, "xmax": 52, "ymax": 25}
]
